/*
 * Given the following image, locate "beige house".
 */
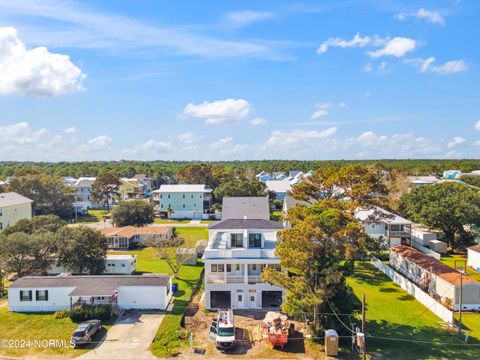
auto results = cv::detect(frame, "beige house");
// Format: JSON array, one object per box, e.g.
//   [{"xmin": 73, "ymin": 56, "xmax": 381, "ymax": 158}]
[
  {"xmin": 390, "ymin": 245, "xmax": 480, "ymax": 311},
  {"xmin": 0, "ymin": 192, "xmax": 33, "ymax": 232},
  {"xmin": 100, "ymin": 226, "xmax": 173, "ymax": 249}
]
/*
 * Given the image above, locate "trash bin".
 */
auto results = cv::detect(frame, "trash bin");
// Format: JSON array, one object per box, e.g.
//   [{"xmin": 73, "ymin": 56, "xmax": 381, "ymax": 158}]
[
  {"xmin": 325, "ymin": 329, "xmax": 339, "ymax": 356},
  {"xmin": 172, "ymin": 283, "xmax": 178, "ymax": 293}
]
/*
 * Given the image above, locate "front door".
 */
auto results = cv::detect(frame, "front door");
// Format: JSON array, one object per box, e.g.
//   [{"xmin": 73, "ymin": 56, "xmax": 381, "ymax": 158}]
[
  {"xmin": 236, "ymin": 293, "xmax": 244, "ymax": 308},
  {"xmin": 249, "ymin": 293, "xmax": 257, "ymax": 308}
]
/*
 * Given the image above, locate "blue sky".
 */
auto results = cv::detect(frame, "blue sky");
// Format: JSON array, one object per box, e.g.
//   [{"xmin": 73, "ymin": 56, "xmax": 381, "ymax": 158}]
[{"xmin": 0, "ymin": 0, "xmax": 478, "ymax": 161}]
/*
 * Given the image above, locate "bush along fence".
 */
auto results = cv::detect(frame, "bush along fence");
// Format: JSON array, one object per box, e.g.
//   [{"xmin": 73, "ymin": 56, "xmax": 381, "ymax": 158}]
[
  {"xmin": 370, "ymin": 257, "xmax": 454, "ymax": 324},
  {"xmin": 68, "ymin": 305, "xmax": 112, "ymax": 323}
]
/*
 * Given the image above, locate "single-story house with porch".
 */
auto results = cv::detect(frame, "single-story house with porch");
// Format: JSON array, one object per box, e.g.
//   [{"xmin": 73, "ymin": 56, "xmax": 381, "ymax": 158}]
[
  {"xmin": 100, "ymin": 226, "xmax": 173, "ymax": 249},
  {"xmin": 8, "ymin": 274, "xmax": 172, "ymax": 312},
  {"xmin": 390, "ymin": 245, "xmax": 480, "ymax": 311}
]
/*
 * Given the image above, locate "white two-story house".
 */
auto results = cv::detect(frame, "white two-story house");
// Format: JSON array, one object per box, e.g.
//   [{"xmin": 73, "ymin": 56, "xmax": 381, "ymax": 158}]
[
  {"xmin": 203, "ymin": 197, "xmax": 284, "ymax": 310},
  {"xmin": 355, "ymin": 206, "xmax": 413, "ymax": 248}
]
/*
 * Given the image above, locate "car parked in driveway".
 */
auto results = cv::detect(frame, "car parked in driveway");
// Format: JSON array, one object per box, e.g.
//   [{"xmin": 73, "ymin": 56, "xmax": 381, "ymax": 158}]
[{"xmin": 71, "ymin": 320, "xmax": 102, "ymax": 347}]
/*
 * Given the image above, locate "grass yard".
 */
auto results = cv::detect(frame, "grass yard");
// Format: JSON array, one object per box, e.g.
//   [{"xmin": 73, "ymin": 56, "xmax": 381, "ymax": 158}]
[
  {"xmin": 110, "ymin": 226, "xmax": 206, "ymax": 357},
  {"xmin": 75, "ymin": 209, "xmax": 110, "ymax": 223},
  {"xmin": 0, "ymin": 299, "xmax": 113, "ymax": 358},
  {"xmin": 440, "ymin": 254, "xmax": 480, "ymax": 281},
  {"xmin": 153, "ymin": 218, "xmax": 191, "ymax": 224},
  {"xmin": 347, "ymin": 262, "xmax": 480, "ymax": 360}
]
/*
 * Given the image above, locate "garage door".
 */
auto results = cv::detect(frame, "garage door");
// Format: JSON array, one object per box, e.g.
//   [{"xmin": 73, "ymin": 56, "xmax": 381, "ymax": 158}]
[
  {"xmin": 210, "ymin": 291, "xmax": 231, "ymax": 309},
  {"xmin": 262, "ymin": 291, "xmax": 283, "ymax": 308}
]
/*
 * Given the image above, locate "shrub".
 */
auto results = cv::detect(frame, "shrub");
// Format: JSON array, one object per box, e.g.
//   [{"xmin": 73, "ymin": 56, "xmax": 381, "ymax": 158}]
[
  {"xmin": 69, "ymin": 305, "xmax": 112, "ymax": 323},
  {"xmin": 54, "ymin": 310, "xmax": 70, "ymax": 319}
]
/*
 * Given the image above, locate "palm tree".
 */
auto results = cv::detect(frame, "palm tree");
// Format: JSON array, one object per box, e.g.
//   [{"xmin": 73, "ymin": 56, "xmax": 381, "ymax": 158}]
[{"xmin": 166, "ymin": 207, "xmax": 174, "ymax": 219}]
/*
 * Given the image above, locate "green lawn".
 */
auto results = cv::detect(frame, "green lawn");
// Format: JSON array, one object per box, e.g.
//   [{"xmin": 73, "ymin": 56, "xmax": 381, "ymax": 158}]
[
  {"xmin": 153, "ymin": 218, "xmax": 191, "ymax": 224},
  {"xmin": 347, "ymin": 262, "xmax": 480, "ymax": 360},
  {"xmin": 74, "ymin": 209, "xmax": 110, "ymax": 223},
  {"xmin": 176, "ymin": 226, "xmax": 208, "ymax": 244},
  {"xmin": 110, "ymin": 227, "xmax": 206, "ymax": 357},
  {"xmin": 0, "ymin": 300, "xmax": 113, "ymax": 358},
  {"xmin": 270, "ymin": 211, "xmax": 283, "ymax": 221},
  {"xmin": 440, "ymin": 254, "xmax": 480, "ymax": 281}
]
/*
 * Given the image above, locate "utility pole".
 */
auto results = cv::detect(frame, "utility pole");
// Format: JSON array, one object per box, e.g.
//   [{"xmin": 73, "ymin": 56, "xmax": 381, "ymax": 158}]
[
  {"xmin": 362, "ymin": 293, "xmax": 366, "ymax": 360},
  {"xmin": 458, "ymin": 273, "xmax": 463, "ymax": 335}
]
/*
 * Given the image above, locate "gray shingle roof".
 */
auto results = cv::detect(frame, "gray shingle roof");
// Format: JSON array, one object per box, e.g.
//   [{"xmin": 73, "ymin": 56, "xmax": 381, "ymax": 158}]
[
  {"xmin": 10, "ymin": 274, "xmax": 171, "ymax": 296},
  {"xmin": 0, "ymin": 192, "xmax": 33, "ymax": 207},
  {"xmin": 207, "ymin": 219, "xmax": 283, "ymax": 230},
  {"xmin": 221, "ymin": 197, "xmax": 270, "ymax": 220}
]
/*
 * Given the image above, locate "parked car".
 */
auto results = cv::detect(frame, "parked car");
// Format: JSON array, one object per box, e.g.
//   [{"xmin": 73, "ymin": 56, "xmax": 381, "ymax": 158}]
[{"xmin": 71, "ymin": 320, "xmax": 102, "ymax": 346}]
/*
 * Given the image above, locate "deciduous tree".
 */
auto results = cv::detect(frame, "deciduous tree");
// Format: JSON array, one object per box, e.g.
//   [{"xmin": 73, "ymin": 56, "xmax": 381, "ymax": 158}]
[
  {"xmin": 9, "ymin": 173, "xmax": 74, "ymax": 218},
  {"xmin": 56, "ymin": 226, "xmax": 107, "ymax": 274},
  {"xmin": 213, "ymin": 178, "xmax": 266, "ymax": 201},
  {"xmin": 111, "ymin": 200, "xmax": 154, "ymax": 226},
  {"xmin": 398, "ymin": 182, "xmax": 480, "ymax": 248}
]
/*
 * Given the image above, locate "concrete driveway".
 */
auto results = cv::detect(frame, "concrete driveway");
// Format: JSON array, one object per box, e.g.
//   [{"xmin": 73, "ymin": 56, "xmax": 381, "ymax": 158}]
[{"xmin": 77, "ymin": 312, "xmax": 164, "ymax": 360}]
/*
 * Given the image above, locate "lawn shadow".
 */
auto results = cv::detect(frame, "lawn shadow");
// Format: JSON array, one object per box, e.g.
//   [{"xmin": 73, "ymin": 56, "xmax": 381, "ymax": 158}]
[
  {"xmin": 397, "ymin": 294, "xmax": 415, "ymax": 301},
  {"xmin": 379, "ymin": 287, "xmax": 399, "ymax": 293},
  {"xmin": 366, "ymin": 319, "xmax": 480, "ymax": 360}
]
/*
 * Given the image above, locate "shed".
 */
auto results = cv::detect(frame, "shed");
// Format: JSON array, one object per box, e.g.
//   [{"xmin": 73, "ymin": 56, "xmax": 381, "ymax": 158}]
[{"xmin": 429, "ymin": 240, "xmax": 448, "ymax": 254}]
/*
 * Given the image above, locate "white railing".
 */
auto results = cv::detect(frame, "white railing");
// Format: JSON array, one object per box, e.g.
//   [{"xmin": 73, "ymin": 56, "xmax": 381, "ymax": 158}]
[
  {"xmin": 203, "ymin": 248, "xmax": 276, "ymax": 259},
  {"xmin": 206, "ymin": 275, "xmax": 264, "ymax": 284},
  {"xmin": 388, "ymin": 230, "xmax": 411, "ymax": 237},
  {"xmin": 370, "ymin": 258, "xmax": 453, "ymax": 324},
  {"xmin": 412, "ymin": 242, "xmax": 441, "ymax": 260}
]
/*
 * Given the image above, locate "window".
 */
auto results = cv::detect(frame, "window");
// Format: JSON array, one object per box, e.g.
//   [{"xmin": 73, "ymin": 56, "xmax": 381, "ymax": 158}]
[
  {"xmin": 226, "ymin": 264, "xmax": 231, "ymax": 272},
  {"xmin": 218, "ymin": 264, "xmax": 225, "ymax": 272},
  {"xmin": 161, "ymin": 204, "xmax": 163, "ymax": 208},
  {"xmin": 160, "ymin": 194, "xmax": 163, "ymax": 198},
  {"xmin": 252, "ymin": 264, "xmax": 257, "ymax": 271},
  {"xmin": 183, "ymin": 204, "xmax": 185, "ymax": 208},
  {"xmin": 183, "ymin": 194, "xmax": 185, "ymax": 198},
  {"xmin": 0, "ymin": 208, "xmax": 2, "ymax": 216},
  {"xmin": 250, "ymin": 296, "xmax": 255, "ymax": 302},
  {"xmin": 371, "ymin": 224, "xmax": 376, "ymax": 229},
  {"xmin": 168, "ymin": 194, "xmax": 170, "ymax": 198},
  {"xmin": 36, "ymin": 290, "xmax": 48, "ymax": 301},
  {"xmin": 0, "ymin": 222, "xmax": 2, "ymax": 231},
  {"xmin": 248, "ymin": 233, "xmax": 262, "ymax": 248},
  {"xmin": 211, "ymin": 264, "xmax": 218, "ymax": 272},
  {"xmin": 20, "ymin": 290, "xmax": 32, "ymax": 301},
  {"xmin": 236, "ymin": 264, "xmax": 240, "ymax": 271},
  {"xmin": 230, "ymin": 233, "xmax": 243, "ymax": 248},
  {"xmin": 237, "ymin": 294, "xmax": 243, "ymax": 302},
  {"xmin": 191, "ymin": 194, "xmax": 194, "ymax": 198}
]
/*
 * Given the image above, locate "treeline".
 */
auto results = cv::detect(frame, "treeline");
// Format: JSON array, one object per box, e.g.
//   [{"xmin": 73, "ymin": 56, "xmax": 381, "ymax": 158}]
[{"xmin": 2, "ymin": 159, "xmax": 480, "ymax": 181}]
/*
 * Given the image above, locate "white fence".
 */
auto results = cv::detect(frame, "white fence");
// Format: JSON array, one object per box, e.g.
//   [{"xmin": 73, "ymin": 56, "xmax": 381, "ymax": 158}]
[
  {"xmin": 412, "ymin": 242, "xmax": 441, "ymax": 260},
  {"xmin": 370, "ymin": 258, "xmax": 454, "ymax": 324}
]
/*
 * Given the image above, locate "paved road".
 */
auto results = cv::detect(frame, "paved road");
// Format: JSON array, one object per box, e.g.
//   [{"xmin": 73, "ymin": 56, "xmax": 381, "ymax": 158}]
[{"xmin": 77, "ymin": 312, "xmax": 164, "ymax": 360}]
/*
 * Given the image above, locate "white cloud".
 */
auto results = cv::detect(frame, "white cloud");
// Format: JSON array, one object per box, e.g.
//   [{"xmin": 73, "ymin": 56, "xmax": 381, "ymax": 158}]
[
  {"xmin": 475, "ymin": 120, "xmax": 480, "ymax": 131},
  {"xmin": 250, "ymin": 117, "xmax": 267, "ymax": 126},
  {"xmin": 0, "ymin": 1, "xmax": 283, "ymax": 60},
  {"xmin": 266, "ymin": 127, "xmax": 337, "ymax": 147},
  {"xmin": 0, "ymin": 122, "xmax": 47, "ymax": 144},
  {"xmin": 64, "ymin": 127, "xmax": 76, "ymax": 134},
  {"xmin": 225, "ymin": 10, "xmax": 276, "ymax": 28},
  {"xmin": 338, "ymin": 102, "xmax": 347, "ymax": 108},
  {"xmin": 368, "ymin": 37, "xmax": 416, "ymax": 58},
  {"xmin": 311, "ymin": 109, "xmax": 328, "ymax": 120},
  {"xmin": 0, "ymin": 27, "xmax": 85, "ymax": 97},
  {"xmin": 178, "ymin": 132, "xmax": 196, "ymax": 144},
  {"xmin": 209, "ymin": 137, "xmax": 247, "ymax": 157},
  {"xmin": 85, "ymin": 135, "xmax": 112, "ymax": 148},
  {"xmin": 396, "ymin": 8, "xmax": 445, "ymax": 25},
  {"xmin": 183, "ymin": 98, "xmax": 254, "ymax": 125},
  {"xmin": 406, "ymin": 57, "xmax": 468, "ymax": 74},
  {"xmin": 447, "ymin": 136, "xmax": 466, "ymax": 148},
  {"xmin": 317, "ymin": 33, "xmax": 373, "ymax": 54}
]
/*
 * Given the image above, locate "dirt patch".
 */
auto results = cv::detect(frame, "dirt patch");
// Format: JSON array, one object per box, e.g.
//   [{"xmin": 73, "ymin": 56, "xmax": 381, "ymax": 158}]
[{"xmin": 181, "ymin": 295, "xmax": 323, "ymax": 359}]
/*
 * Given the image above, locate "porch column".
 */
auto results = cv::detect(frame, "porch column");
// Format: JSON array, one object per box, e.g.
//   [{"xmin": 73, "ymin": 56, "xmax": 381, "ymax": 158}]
[
  {"xmin": 70, "ymin": 297, "xmax": 72, "ymax": 310},
  {"xmin": 387, "ymin": 224, "xmax": 391, "ymax": 247},
  {"xmin": 244, "ymin": 264, "xmax": 248, "ymax": 284},
  {"xmin": 224, "ymin": 266, "xmax": 227, "ymax": 283}
]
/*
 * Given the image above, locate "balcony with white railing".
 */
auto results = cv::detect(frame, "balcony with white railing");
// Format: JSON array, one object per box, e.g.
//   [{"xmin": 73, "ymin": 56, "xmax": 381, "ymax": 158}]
[{"xmin": 206, "ymin": 274, "xmax": 265, "ymax": 284}]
